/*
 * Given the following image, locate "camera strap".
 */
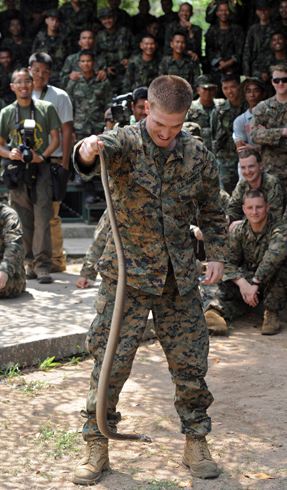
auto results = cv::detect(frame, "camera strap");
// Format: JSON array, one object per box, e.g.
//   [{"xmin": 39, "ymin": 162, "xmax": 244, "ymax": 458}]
[{"xmin": 15, "ymin": 100, "xmax": 36, "ymax": 130}]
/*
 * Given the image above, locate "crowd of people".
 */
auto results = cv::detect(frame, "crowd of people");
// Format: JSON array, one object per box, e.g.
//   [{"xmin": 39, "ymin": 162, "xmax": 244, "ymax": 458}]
[{"xmin": 0, "ymin": 0, "xmax": 287, "ymax": 485}]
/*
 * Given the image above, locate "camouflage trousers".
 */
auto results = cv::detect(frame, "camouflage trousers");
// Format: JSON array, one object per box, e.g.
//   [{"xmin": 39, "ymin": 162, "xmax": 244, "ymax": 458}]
[
  {"xmin": 82, "ymin": 271, "xmax": 214, "ymax": 441},
  {"xmin": 207, "ymin": 269, "xmax": 287, "ymax": 321},
  {"xmin": 0, "ymin": 274, "xmax": 26, "ymax": 298}
]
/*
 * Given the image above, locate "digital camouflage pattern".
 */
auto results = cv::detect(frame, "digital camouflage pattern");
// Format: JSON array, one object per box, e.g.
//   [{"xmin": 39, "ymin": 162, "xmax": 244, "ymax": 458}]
[
  {"xmin": 122, "ymin": 54, "xmax": 159, "ymax": 92},
  {"xmin": 80, "ymin": 209, "xmax": 109, "ymax": 281},
  {"xmin": 242, "ymin": 23, "xmax": 275, "ymax": 76},
  {"xmin": 59, "ymin": 2, "xmax": 95, "ymax": 53},
  {"xmin": 164, "ymin": 22, "xmax": 202, "ymax": 59},
  {"xmin": 82, "ymin": 272, "xmax": 213, "ymax": 440},
  {"xmin": 95, "ymin": 26, "xmax": 136, "ymax": 94},
  {"xmin": 250, "ymin": 97, "xmax": 287, "ymax": 190},
  {"xmin": 227, "ymin": 171, "xmax": 286, "ymax": 222},
  {"xmin": 74, "ymin": 119, "xmax": 228, "ymax": 296},
  {"xmin": 158, "ymin": 55, "xmax": 200, "ymax": 86},
  {"xmin": 185, "ymin": 98, "xmax": 224, "ymax": 150},
  {"xmin": 211, "ymin": 100, "xmax": 244, "ymax": 194},
  {"xmin": 208, "ymin": 216, "xmax": 287, "ymax": 320},
  {"xmin": 32, "ymin": 30, "xmax": 68, "ymax": 86},
  {"xmin": 0, "ymin": 203, "xmax": 26, "ymax": 298},
  {"xmin": 67, "ymin": 76, "xmax": 112, "ymax": 139}
]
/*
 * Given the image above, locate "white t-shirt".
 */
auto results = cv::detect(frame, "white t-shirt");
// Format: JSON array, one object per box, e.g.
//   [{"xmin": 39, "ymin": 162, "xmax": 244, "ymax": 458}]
[{"xmin": 32, "ymin": 85, "xmax": 73, "ymax": 157}]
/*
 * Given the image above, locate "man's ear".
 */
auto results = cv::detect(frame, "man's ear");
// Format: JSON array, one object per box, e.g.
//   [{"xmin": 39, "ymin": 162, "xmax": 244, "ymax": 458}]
[{"xmin": 145, "ymin": 100, "xmax": 150, "ymax": 115}]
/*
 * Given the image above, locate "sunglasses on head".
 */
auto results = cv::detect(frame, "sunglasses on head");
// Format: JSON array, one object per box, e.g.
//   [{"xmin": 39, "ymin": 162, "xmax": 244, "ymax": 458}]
[{"xmin": 272, "ymin": 77, "xmax": 287, "ymax": 84}]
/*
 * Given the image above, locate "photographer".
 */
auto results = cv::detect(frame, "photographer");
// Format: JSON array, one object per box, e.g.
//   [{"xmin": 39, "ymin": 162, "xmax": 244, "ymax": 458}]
[{"xmin": 0, "ymin": 68, "xmax": 61, "ymax": 284}]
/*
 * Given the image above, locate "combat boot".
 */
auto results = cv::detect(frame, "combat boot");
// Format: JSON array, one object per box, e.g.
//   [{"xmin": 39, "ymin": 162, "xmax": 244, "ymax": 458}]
[
  {"xmin": 72, "ymin": 438, "xmax": 110, "ymax": 486},
  {"xmin": 204, "ymin": 308, "xmax": 228, "ymax": 336},
  {"xmin": 182, "ymin": 435, "xmax": 220, "ymax": 479},
  {"xmin": 261, "ymin": 310, "xmax": 281, "ymax": 335}
]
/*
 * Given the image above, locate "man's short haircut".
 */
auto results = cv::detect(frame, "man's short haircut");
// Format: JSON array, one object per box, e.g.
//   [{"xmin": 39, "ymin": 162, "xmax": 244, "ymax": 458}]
[
  {"xmin": 238, "ymin": 148, "xmax": 262, "ymax": 162},
  {"xmin": 171, "ymin": 30, "xmax": 187, "ymax": 41},
  {"xmin": 271, "ymin": 63, "xmax": 287, "ymax": 74},
  {"xmin": 79, "ymin": 49, "xmax": 95, "ymax": 60},
  {"xmin": 133, "ymin": 86, "xmax": 148, "ymax": 102},
  {"xmin": 140, "ymin": 33, "xmax": 156, "ymax": 42},
  {"xmin": 0, "ymin": 47, "xmax": 13, "ymax": 56},
  {"xmin": 221, "ymin": 72, "xmax": 240, "ymax": 84},
  {"xmin": 79, "ymin": 29, "xmax": 94, "ymax": 37},
  {"xmin": 11, "ymin": 67, "xmax": 33, "ymax": 82},
  {"xmin": 243, "ymin": 188, "xmax": 266, "ymax": 203},
  {"xmin": 148, "ymin": 75, "xmax": 193, "ymax": 113},
  {"xmin": 29, "ymin": 52, "xmax": 53, "ymax": 68},
  {"xmin": 271, "ymin": 30, "xmax": 286, "ymax": 39}
]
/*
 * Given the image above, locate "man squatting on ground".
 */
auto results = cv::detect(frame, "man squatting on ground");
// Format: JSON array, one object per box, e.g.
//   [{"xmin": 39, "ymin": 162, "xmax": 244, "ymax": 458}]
[
  {"xmin": 0, "ymin": 201, "xmax": 26, "ymax": 298},
  {"xmin": 72, "ymin": 75, "xmax": 227, "ymax": 485}
]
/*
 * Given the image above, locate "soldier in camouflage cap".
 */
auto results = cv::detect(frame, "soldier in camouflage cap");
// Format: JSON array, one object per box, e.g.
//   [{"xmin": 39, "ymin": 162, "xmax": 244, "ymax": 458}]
[
  {"xmin": 0, "ymin": 202, "xmax": 26, "ymax": 298},
  {"xmin": 185, "ymin": 75, "xmax": 224, "ymax": 151},
  {"xmin": 250, "ymin": 63, "xmax": 287, "ymax": 191},
  {"xmin": 205, "ymin": 189, "xmax": 287, "ymax": 336},
  {"xmin": 72, "ymin": 75, "xmax": 227, "ymax": 485}
]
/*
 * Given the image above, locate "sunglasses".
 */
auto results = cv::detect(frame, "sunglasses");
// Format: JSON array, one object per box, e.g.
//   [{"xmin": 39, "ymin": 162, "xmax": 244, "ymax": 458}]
[{"xmin": 272, "ymin": 77, "xmax": 287, "ymax": 84}]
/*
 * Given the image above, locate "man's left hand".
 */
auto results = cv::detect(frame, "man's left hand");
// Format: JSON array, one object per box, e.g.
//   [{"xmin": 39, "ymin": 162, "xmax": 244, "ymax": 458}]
[{"xmin": 201, "ymin": 261, "xmax": 224, "ymax": 285}]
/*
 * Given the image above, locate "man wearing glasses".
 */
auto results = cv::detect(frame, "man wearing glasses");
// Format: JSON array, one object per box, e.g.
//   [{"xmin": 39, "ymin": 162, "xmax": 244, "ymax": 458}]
[{"xmin": 250, "ymin": 64, "xmax": 287, "ymax": 191}]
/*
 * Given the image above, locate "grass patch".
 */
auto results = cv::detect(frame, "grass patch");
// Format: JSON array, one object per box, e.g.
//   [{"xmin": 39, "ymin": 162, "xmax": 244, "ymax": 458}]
[
  {"xmin": 39, "ymin": 356, "xmax": 62, "ymax": 371},
  {"xmin": 0, "ymin": 363, "xmax": 21, "ymax": 379},
  {"xmin": 19, "ymin": 380, "xmax": 49, "ymax": 394},
  {"xmin": 38, "ymin": 424, "xmax": 81, "ymax": 458}
]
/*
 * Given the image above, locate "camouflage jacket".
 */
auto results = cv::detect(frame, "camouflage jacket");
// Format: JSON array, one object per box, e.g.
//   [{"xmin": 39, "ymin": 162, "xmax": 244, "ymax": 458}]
[
  {"xmin": 205, "ymin": 23, "xmax": 244, "ymax": 71},
  {"xmin": 74, "ymin": 120, "xmax": 227, "ymax": 296},
  {"xmin": 224, "ymin": 215, "xmax": 287, "ymax": 283},
  {"xmin": 80, "ymin": 209, "xmax": 109, "ymax": 280},
  {"xmin": 250, "ymin": 96, "xmax": 287, "ymax": 186},
  {"xmin": 242, "ymin": 23, "xmax": 275, "ymax": 76},
  {"xmin": 122, "ymin": 54, "xmax": 159, "ymax": 92},
  {"xmin": 0, "ymin": 203, "xmax": 25, "ymax": 281},
  {"xmin": 67, "ymin": 75, "xmax": 112, "ymax": 137},
  {"xmin": 95, "ymin": 26, "xmax": 136, "ymax": 67},
  {"xmin": 158, "ymin": 55, "xmax": 200, "ymax": 86},
  {"xmin": 185, "ymin": 98, "xmax": 224, "ymax": 150},
  {"xmin": 32, "ymin": 30, "xmax": 68, "ymax": 86},
  {"xmin": 164, "ymin": 22, "xmax": 202, "ymax": 58},
  {"xmin": 227, "ymin": 172, "xmax": 286, "ymax": 223},
  {"xmin": 211, "ymin": 100, "xmax": 244, "ymax": 164},
  {"xmin": 59, "ymin": 51, "xmax": 104, "ymax": 89}
]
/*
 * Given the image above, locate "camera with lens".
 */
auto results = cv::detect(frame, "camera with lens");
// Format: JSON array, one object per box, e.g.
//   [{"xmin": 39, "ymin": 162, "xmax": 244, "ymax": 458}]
[
  {"xmin": 18, "ymin": 119, "xmax": 36, "ymax": 163},
  {"xmin": 111, "ymin": 92, "xmax": 133, "ymax": 127}
]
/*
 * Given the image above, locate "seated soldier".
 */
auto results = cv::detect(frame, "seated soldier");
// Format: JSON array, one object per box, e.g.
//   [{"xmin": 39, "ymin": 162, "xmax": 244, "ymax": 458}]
[
  {"xmin": 0, "ymin": 202, "xmax": 26, "ymax": 298},
  {"xmin": 159, "ymin": 31, "xmax": 199, "ymax": 86},
  {"xmin": 205, "ymin": 189, "xmax": 287, "ymax": 336},
  {"xmin": 227, "ymin": 148, "xmax": 286, "ymax": 231}
]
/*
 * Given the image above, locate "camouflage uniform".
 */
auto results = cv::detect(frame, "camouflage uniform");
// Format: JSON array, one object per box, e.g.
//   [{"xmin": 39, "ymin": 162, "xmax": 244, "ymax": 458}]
[
  {"xmin": 74, "ymin": 119, "xmax": 227, "ymax": 440},
  {"xmin": 59, "ymin": 51, "xmax": 104, "ymax": 89},
  {"xmin": 185, "ymin": 98, "xmax": 224, "ymax": 151},
  {"xmin": 59, "ymin": 2, "xmax": 95, "ymax": 54},
  {"xmin": 158, "ymin": 55, "xmax": 200, "ymax": 86},
  {"xmin": 242, "ymin": 23, "xmax": 275, "ymax": 76},
  {"xmin": 67, "ymin": 75, "xmax": 112, "ymax": 139},
  {"xmin": 32, "ymin": 30, "xmax": 68, "ymax": 87},
  {"xmin": 205, "ymin": 23, "xmax": 244, "ymax": 84},
  {"xmin": 0, "ymin": 203, "xmax": 26, "ymax": 298},
  {"xmin": 227, "ymin": 171, "xmax": 286, "ymax": 222},
  {"xmin": 164, "ymin": 22, "xmax": 202, "ymax": 60},
  {"xmin": 95, "ymin": 26, "xmax": 136, "ymax": 95},
  {"xmin": 250, "ymin": 96, "xmax": 287, "ymax": 191},
  {"xmin": 208, "ymin": 216, "xmax": 287, "ymax": 320},
  {"xmin": 122, "ymin": 54, "xmax": 159, "ymax": 92},
  {"xmin": 211, "ymin": 100, "xmax": 244, "ymax": 194},
  {"xmin": 80, "ymin": 209, "xmax": 109, "ymax": 281}
]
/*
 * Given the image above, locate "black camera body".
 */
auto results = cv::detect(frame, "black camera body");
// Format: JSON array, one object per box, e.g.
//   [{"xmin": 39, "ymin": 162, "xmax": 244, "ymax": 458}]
[
  {"xmin": 18, "ymin": 119, "xmax": 36, "ymax": 163},
  {"xmin": 111, "ymin": 92, "xmax": 133, "ymax": 127}
]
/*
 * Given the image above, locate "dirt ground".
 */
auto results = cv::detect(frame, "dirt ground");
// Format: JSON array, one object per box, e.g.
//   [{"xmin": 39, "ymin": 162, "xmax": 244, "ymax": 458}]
[{"xmin": 0, "ymin": 313, "xmax": 286, "ymax": 490}]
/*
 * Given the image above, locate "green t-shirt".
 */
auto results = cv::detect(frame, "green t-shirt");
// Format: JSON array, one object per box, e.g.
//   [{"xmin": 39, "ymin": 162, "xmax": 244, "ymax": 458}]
[{"xmin": 0, "ymin": 99, "xmax": 61, "ymax": 154}]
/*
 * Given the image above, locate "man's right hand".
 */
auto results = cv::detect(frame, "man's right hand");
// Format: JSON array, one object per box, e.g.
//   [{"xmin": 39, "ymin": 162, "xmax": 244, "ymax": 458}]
[
  {"xmin": 234, "ymin": 277, "xmax": 259, "ymax": 307},
  {"xmin": 9, "ymin": 148, "xmax": 23, "ymax": 161},
  {"xmin": 79, "ymin": 135, "xmax": 104, "ymax": 164}
]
